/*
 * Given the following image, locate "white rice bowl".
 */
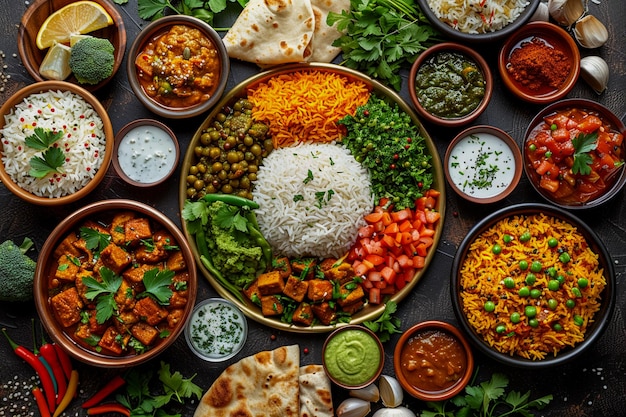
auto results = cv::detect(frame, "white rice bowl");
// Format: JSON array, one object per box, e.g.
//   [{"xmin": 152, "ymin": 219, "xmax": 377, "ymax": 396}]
[
  {"xmin": 253, "ymin": 142, "xmax": 374, "ymax": 259},
  {"xmin": 427, "ymin": 0, "xmax": 530, "ymax": 34},
  {"xmin": 1, "ymin": 89, "xmax": 106, "ymax": 198}
]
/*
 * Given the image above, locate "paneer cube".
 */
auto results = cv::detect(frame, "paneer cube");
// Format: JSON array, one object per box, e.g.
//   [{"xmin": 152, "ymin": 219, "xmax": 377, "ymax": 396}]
[
  {"xmin": 50, "ymin": 287, "xmax": 83, "ymax": 328},
  {"xmin": 290, "ymin": 258, "xmax": 317, "ymax": 280},
  {"xmin": 165, "ymin": 250, "xmax": 186, "ymax": 271},
  {"xmin": 54, "ymin": 255, "xmax": 80, "ymax": 282},
  {"xmin": 311, "ymin": 302, "xmax": 336, "ymax": 325},
  {"xmin": 292, "ymin": 302, "xmax": 314, "ymax": 326},
  {"xmin": 257, "ymin": 270, "xmax": 285, "ymax": 295},
  {"xmin": 261, "ymin": 295, "xmax": 284, "ymax": 316},
  {"xmin": 133, "ymin": 297, "xmax": 168, "ymax": 326},
  {"xmin": 243, "ymin": 280, "xmax": 261, "ymax": 305},
  {"xmin": 99, "ymin": 243, "xmax": 132, "ymax": 275},
  {"xmin": 110, "ymin": 211, "xmax": 136, "ymax": 245},
  {"xmin": 131, "ymin": 322, "xmax": 160, "ymax": 346},
  {"xmin": 124, "ymin": 218, "xmax": 152, "ymax": 246},
  {"xmin": 282, "ymin": 276, "xmax": 309, "ymax": 302},
  {"xmin": 337, "ymin": 283, "xmax": 365, "ymax": 307},
  {"xmin": 98, "ymin": 326, "xmax": 125, "ymax": 355},
  {"xmin": 307, "ymin": 279, "xmax": 333, "ymax": 302}
]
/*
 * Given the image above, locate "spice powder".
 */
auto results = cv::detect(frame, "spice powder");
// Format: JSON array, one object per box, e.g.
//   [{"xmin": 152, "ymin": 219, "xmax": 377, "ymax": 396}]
[{"xmin": 506, "ymin": 37, "xmax": 571, "ymax": 92}]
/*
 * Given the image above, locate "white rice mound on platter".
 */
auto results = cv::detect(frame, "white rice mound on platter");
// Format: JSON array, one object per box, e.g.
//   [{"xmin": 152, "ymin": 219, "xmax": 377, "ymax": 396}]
[
  {"xmin": 427, "ymin": 0, "xmax": 530, "ymax": 34},
  {"xmin": 1, "ymin": 89, "xmax": 106, "ymax": 198},
  {"xmin": 253, "ymin": 142, "xmax": 374, "ymax": 259}
]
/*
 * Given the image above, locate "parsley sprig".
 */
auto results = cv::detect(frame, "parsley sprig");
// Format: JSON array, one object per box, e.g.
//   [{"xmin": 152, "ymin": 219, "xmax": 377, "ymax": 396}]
[
  {"xmin": 571, "ymin": 132, "xmax": 598, "ymax": 175},
  {"xmin": 128, "ymin": 0, "xmax": 248, "ymax": 27},
  {"xmin": 138, "ymin": 268, "xmax": 175, "ymax": 304},
  {"xmin": 82, "ymin": 267, "xmax": 123, "ymax": 324},
  {"xmin": 363, "ymin": 300, "xmax": 401, "ymax": 342},
  {"xmin": 24, "ymin": 128, "xmax": 66, "ymax": 178}
]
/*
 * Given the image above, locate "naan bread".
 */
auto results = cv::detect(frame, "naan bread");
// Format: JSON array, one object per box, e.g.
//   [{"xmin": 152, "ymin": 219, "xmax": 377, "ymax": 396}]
[
  {"xmin": 193, "ymin": 344, "xmax": 300, "ymax": 417},
  {"xmin": 299, "ymin": 364, "xmax": 334, "ymax": 417},
  {"xmin": 308, "ymin": 0, "xmax": 350, "ymax": 63}
]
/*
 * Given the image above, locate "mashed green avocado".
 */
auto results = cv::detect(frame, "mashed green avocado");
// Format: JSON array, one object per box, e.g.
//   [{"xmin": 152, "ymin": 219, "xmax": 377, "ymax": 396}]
[{"xmin": 324, "ymin": 328, "xmax": 382, "ymax": 386}]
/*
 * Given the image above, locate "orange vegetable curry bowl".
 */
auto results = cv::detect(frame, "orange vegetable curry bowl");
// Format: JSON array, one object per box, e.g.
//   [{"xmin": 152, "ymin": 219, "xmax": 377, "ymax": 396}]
[
  {"xmin": 34, "ymin": 199, "xmax": 198, "ymax": 368},
  {"xmin": 523, "ymin": 98, "xmax": 626, "ymax": 209}
]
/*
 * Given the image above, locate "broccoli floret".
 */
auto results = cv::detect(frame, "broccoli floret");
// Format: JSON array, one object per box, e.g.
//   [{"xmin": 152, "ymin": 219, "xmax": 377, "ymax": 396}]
[
  {"xmin": 0, "ymin": 237, "xmax": 36, "ymax": 302},
  {"xmin": 69, "ymin": 36, "xmax": 115, "ymax": 85}
]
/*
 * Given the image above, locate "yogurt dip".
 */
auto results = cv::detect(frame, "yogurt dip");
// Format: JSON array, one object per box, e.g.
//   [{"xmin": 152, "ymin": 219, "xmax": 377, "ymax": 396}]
[{"xmin": 116, "ymin": 124, "xmax": 177, "ymax": 184}]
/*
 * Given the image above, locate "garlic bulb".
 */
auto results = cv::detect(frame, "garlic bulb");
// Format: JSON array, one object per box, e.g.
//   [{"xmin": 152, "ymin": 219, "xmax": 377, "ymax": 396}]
[
  {"xmin": 372, "ymin": 406, "xmax": 417, "ymax": 417},
  {"xmin": 580, "ymin": 56, "xmax": 609, "ymax": 94},
  {"xmin": 574, "ymin": 14, "xmax": 609, "ymax": 49},
  {"xmin": 379, "ymin": 375, "xmax": 403, "ymax": 408},
  {"xmin": 530, "ymin": 2, "xmax": 550, "ymax": 22},
  {"xmin": 548, "ymin": 0, "xmax": 585, "ymax": 27},
  {"xmin": 349, "ymin": 383, "xmax": 380, "ymax": 402},
  {"xmin": 336, "ymin": 398, "xmax": 371, "ymax": 417}
]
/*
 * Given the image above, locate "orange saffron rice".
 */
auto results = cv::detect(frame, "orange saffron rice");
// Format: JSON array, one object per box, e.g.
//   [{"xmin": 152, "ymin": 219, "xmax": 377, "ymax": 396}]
[
  {"xmin": 459, "ymin": 213, "xmax": 606, "ymax": 360},
  {"xmin": 247, "ymin": 70, "xmax": 371, "ymax": 148}
]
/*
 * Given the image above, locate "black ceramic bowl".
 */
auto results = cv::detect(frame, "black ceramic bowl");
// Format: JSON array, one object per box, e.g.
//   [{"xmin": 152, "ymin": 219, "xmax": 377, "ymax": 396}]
[
  {"xmin": 416, "ymin": 0, "xmax": 540, "ymax": 43},
  {"xmin": 451, "ymin": 203, "xmax": 615, "ymax": 368}
]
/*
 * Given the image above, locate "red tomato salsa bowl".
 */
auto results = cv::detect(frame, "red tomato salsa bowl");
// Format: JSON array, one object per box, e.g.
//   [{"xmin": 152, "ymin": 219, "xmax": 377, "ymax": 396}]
[{"xmin": 523, "ymin": 99, "xmax": 626, "ymax": 209}]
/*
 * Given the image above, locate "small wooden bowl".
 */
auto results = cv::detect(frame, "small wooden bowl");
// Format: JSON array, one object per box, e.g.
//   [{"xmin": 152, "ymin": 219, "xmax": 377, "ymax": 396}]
[{"xmin": 18, "ymin": 0, "xmax": 126, "ymax": 91}]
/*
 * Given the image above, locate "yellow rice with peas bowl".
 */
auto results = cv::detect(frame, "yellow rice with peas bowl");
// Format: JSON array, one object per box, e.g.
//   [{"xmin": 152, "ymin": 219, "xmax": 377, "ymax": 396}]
[{"xmin": 459, "ymin": 213, "xmax": 606, "ymax": 360}]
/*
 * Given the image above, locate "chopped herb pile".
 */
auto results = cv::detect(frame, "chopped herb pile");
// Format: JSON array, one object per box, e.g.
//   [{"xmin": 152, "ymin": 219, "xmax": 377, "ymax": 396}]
[{"xmin": 339, "ymin": 95, "xmax": 434, "ymax": 210}]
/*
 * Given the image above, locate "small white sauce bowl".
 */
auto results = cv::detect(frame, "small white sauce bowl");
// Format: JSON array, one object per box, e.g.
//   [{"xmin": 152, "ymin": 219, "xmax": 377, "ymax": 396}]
[
  {"xmin": 444, "ymin": 125, "xmax": 522, "ymax": 204},
  {"xmin": 184, "ymin": 298, "xmax": 248, "ymax": 362},
  {"xmin": 113, "ymin": 119, "xmax": 179, "ymax": 187}
]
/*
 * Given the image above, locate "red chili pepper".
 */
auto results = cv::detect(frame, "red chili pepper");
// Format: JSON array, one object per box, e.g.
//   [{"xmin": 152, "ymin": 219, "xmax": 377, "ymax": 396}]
[
  {"xmin": 40, "ymin": 341, "xmax": 68, "ymax": 405},
  {"xmin": 86, "ymin": 403, "xmax": 131, "ymax": 416},
  {"xmin": 2, "ymin": 329, "xmax": 56, "ymax": 412},
  {"xmin": 53, "ymin": 343, "xmax": 73, "ymax": 381},
  {"xmin": 82, "ymin": 374, "xmax": 126, "ymax": 409},
  {"xmin": 32, "ymin": 387, "xmax": 52, "ymax": 417}
]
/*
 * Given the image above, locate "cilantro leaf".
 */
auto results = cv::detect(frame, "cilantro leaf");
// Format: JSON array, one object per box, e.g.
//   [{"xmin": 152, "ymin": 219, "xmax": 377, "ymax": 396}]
[
  {"xmin": 137, "ymin": 0, "xmax": 170, "ymax": 20},
  {"xmin": 24, "ymin": 127, "xmax": 63, "ymax": 150},
  {"xmin": 213, "ymin": 204, "xmax": 250, "ymax": 233},
  {"xmin": 362, "ymin": 300, "xmax": 401, "ymax": 342},
  {"xmin": 82, "ymin": 267, "xmax": 123, "ymax": 323},
  {"xmin": 159, "ymin": 362, "xmax": 203, "ymax": 402},
  {"xmin": 29, "ymin": 147, "xmax": 65, "ymax": 178},
  {"xmin": 571, "ymin": 132, "xmax": 598, "ymax": 175},
  {"xmin": 138, "ymin": 268, "xmax": 174, "ymax": 304},
  {"xmin": 80, "ymin": 227, "xmax": 112, "ymax": 253}
]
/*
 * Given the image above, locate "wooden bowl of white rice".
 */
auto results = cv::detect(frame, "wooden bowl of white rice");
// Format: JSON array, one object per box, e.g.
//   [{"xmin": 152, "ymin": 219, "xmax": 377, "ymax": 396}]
[{"xmin": 0, "ymin": 80, "xmax": 114, "ymax": 205}]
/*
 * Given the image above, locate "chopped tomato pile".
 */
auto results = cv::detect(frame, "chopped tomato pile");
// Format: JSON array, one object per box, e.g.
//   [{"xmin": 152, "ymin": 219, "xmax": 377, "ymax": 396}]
[{"xmin": 347, "ymin": 190, "xmax": 441, "ymax": 304}]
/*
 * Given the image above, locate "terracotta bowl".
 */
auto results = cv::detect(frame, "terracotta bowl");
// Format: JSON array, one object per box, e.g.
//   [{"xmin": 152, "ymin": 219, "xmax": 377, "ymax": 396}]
[
  {"xmin": 499, "ymin": 21, "xmax": 580, "ymax": 104},
  {"xmin": 444, "ymin": 125, "xmax": 523, "ymax": 204},
  {"xmin": 408, "ymin": 42, "xmax": 492, "ymax": 127},
  {"xmin": 523, "ymin": 98, "xmax": 626, "ymax": 209},
  {"xmin": 394, "ymin": 320, "xmax": 473, "ymax": 401},
  {"xmin": 416, "ymin": 0, "xmax": 540, "ymax": 43},
  {"xmin": 451, "ymin": 203, "xmax": 616, "ymax": 368},
  {"xmin": 18, "ymin": 0, "xmax": 127, "ymax": 91},
  {"xmin": 322, "ymin": 325, "xmax": 384, "ymax": 389},
  {"xmin": 0, "ymin": 81, "xmax": 114, "ymax": 206},
  {"xmin": 112, "ymin": 119, "xmax": 180, "ymax": 187},
  {"xmin": 127, "ymin": 15, "xmax": 229, "ymax": 119},
  {"xmin": 34, "ymin": 199, "xmax": 198, "ymax": 368}
]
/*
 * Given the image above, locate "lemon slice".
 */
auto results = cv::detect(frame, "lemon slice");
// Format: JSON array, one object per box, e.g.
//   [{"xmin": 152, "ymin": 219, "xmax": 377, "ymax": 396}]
[
  {"xmin": 39, "ymin": 42, "xmax": 72, "ymax": 80},
  {"xmin": 36, "ymin": 1, "xmax": 114, "ymax": 50}
]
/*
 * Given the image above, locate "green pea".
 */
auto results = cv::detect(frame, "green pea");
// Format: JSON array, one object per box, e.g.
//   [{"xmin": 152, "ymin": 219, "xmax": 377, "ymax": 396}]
[
  {"xmin": 550, "ymin": 123, "xmax": 558, "ymax": 131},
  {"xmin": 529, "ymin": 318, "xmax": 539, "ymax": 328},
  {"xmin": 519, "ymin": 260, "xmax": 529, "ymax": 271},
  {"xmin": 503, "ymin": 234, "xmax": 513, "ymax": 244},
  {"xmin": 566, "ymin": 299, "xmax": 576, "ymax": 309},
  {"xmin": 548, "ymin": 280, "xmax": 560, "ymax": 291},
  {"xmin": 530, "ymin": 289, "xmax": 542, "ymax": 299},
  {"xmin": 545, "ymin": 151, "xmax": 553, "ymax": 159},
  {"xmin": 503, "ymin": 277, "xmax": 516, "ymax": 289},
  {"xmin": 530, "ymin": 261, "xmax": 542, "ymax": 273},
  {"xmin": 559, "ymin": 252, "xmax": 571, "ymax": 263},
  {"xmin": 524, "ymin": 305, "xmax": 537, "ymax": 318},
  {"xmin": 572, "ymin": 287, "xmax": 582, "ymax": 298},
  {"xmin": 529, "ymin": 143, "xmax": 537, "ymax": 152},
  {"xmin": 557, "ymin": 275, "xmax": 566, "ymax": 285},
  {"xmin": 518, "ymin": 286, "xmax": 530, "ymax": 297},
  {"xmin": 547, "ymin": 267, "xmax": 557, "ymax": 277},
  {"xmin": 547, "ymin": 299, "xmax": 558, "ymax": 310},
  {"xmin": 496, "ymin": 324, "xmax": 507, "ymax": 334},
  {"xmin": 574, "ymin": 315, "xmax": 584, "ymax": 326},
  {"xmin": 525, "ymin": 273, "xmax": 536, "ymax": 285},
  {"xmin": 553, "ymin": 323, "xmax": 563, "ymax": 331},
  {"xmin": 520, "ymin": 232, "xmax": 531, "ymax": 242},
  {"xmin": 578, "ymin": 278, "xmax": 589, "ymax": 288},
  {"xmin": 492, "ymin": 244, "xmax": 502, "ymax": 255},
  {"xmin": 484, "ymin": 300, "xmax": 496, "ymax": 312},
  {"xmin": 548, "ymin": 237, "xmax": 558, "ymax": 248},
  {"xmin": 510, "ymin": 312, "xmax": 521, "ymax": 323}
]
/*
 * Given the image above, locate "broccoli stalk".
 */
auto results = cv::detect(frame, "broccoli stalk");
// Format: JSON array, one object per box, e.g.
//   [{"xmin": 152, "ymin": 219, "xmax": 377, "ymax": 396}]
[
  {"xmin": 69, "ymin": 36, "xmax": 115, "ymax": 85},
  {"xmin": 0, "ymin": 237, "xmax": 36, "ymax": 302}
]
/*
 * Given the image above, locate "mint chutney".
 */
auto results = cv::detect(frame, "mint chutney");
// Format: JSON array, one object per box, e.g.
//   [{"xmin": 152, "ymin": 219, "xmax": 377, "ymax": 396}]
[
  {"xmin": 323, "ymin": 327, "xmax": 382, "ymax": 387},
  {"xmin": 414, "ymin": 51, "xmax": 486, "ymax": 119}
]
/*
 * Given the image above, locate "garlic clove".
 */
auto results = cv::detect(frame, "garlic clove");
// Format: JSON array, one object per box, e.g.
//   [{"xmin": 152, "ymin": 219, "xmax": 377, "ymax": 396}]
[
  {"xmin": 530, "ymin": 2, "xmax": 550, "ymax": 22},
  {"xmin": 548, "ymin": 0, "xmax": 585, "ymax": 27},
  {"xmin": 580, "ymin": 55, "xmax": 609, "ymax": 94},
  {"xmin": 349, "ymin": 383, "xmax": 380, "ymax": 402},
  {"xmin": 372, "ymin": 406, "xmax": 417, "ymax": 417},
  {"xmin": 574, "ymin": 14, "xmax": 609, "ymax": 49},
  {"xmin": 336, "ymin": 398, "xmax": 371, "ymax": 417},
  {"xmin": 379, "ymin": 375, "xmax": 404, "ymax": 408}
]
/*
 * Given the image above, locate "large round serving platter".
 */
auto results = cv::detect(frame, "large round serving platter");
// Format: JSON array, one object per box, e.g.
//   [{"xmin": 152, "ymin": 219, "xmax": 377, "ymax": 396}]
[{"xmin": 178, "ymin": 63, "xmax": 446, "ymax": 332}]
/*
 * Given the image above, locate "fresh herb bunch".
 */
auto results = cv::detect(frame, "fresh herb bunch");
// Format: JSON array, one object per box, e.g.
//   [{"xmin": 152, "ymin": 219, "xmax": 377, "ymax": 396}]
[
  {"xmin": 119, "ymin": 0, "xmax": 249, "ymax": 26},
  {"xmin": 328, "ymin": 0, "xmax": 441, "ymax": 91},
  {"xmin": 363, "ymin": 300, "xmax": 401, "ymax": 342},
  {"xmin": 420, "ymin": 372, "xmax": 553, "ymax": 417},
  {"xmin": 339, "ymin": 95, "xmax": 434, "ymax": 210}
]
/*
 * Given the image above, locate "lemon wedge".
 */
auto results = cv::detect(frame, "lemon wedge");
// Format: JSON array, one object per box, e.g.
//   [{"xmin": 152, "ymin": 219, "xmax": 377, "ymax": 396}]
[
  {"xmin": 36, "ymin": 1, "xmax": 114, "ymax": 50},
  {"xmin": 39, "ymin": 42, "xmax": 72, "ymax": 80}
]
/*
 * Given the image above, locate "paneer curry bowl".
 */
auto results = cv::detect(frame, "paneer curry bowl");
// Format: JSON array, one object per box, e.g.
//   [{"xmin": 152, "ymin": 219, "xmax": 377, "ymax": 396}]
[{"xmin": 34, "ymin": 200, "xmax": 197, "ymax": 368}]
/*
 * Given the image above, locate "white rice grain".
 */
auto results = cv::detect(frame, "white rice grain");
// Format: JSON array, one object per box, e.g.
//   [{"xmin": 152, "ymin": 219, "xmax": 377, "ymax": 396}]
[{"xmin": 427, "ymin": 0, "xmax": 530, "ymax": 34}]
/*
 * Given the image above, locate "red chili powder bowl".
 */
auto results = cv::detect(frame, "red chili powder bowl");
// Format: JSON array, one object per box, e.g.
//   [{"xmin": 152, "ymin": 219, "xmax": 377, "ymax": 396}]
[{"xmin": 499, "ymin": 22, "xmax": 580, "ymax": 104}]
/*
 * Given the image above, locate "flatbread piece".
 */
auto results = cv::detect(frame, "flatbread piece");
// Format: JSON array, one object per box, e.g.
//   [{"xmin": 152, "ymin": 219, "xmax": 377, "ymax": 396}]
[{"xmin": 299, "ymin": 364, "xmax": 334, "ymax": 417}]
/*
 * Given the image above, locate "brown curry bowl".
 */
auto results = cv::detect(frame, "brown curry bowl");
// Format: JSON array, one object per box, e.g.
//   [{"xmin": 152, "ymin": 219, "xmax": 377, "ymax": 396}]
[
  {"xmin": 127, "ymin": 15, "xmax": 230, "ymax": 119},
  {"xmin": 499, "ymin": 21, "xmax": 580, "ymax": 104},
  {"xmin": 393, "ymin": 320, "xmax": 473, "ymax": 401},
  {"xmin": 18, "ymin": 0, "xmax": 126, "ymax": 91},
  {"xmin": 34, "ymin": 199, "xmax": 198, "ymax": 368},
  {"xmin": 0, "ymin": 81, "xmax": 114, "ymax": 206},
  {"xmin": 408, "ymin": 42, "xmax": 492, "ymax": 127}
]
